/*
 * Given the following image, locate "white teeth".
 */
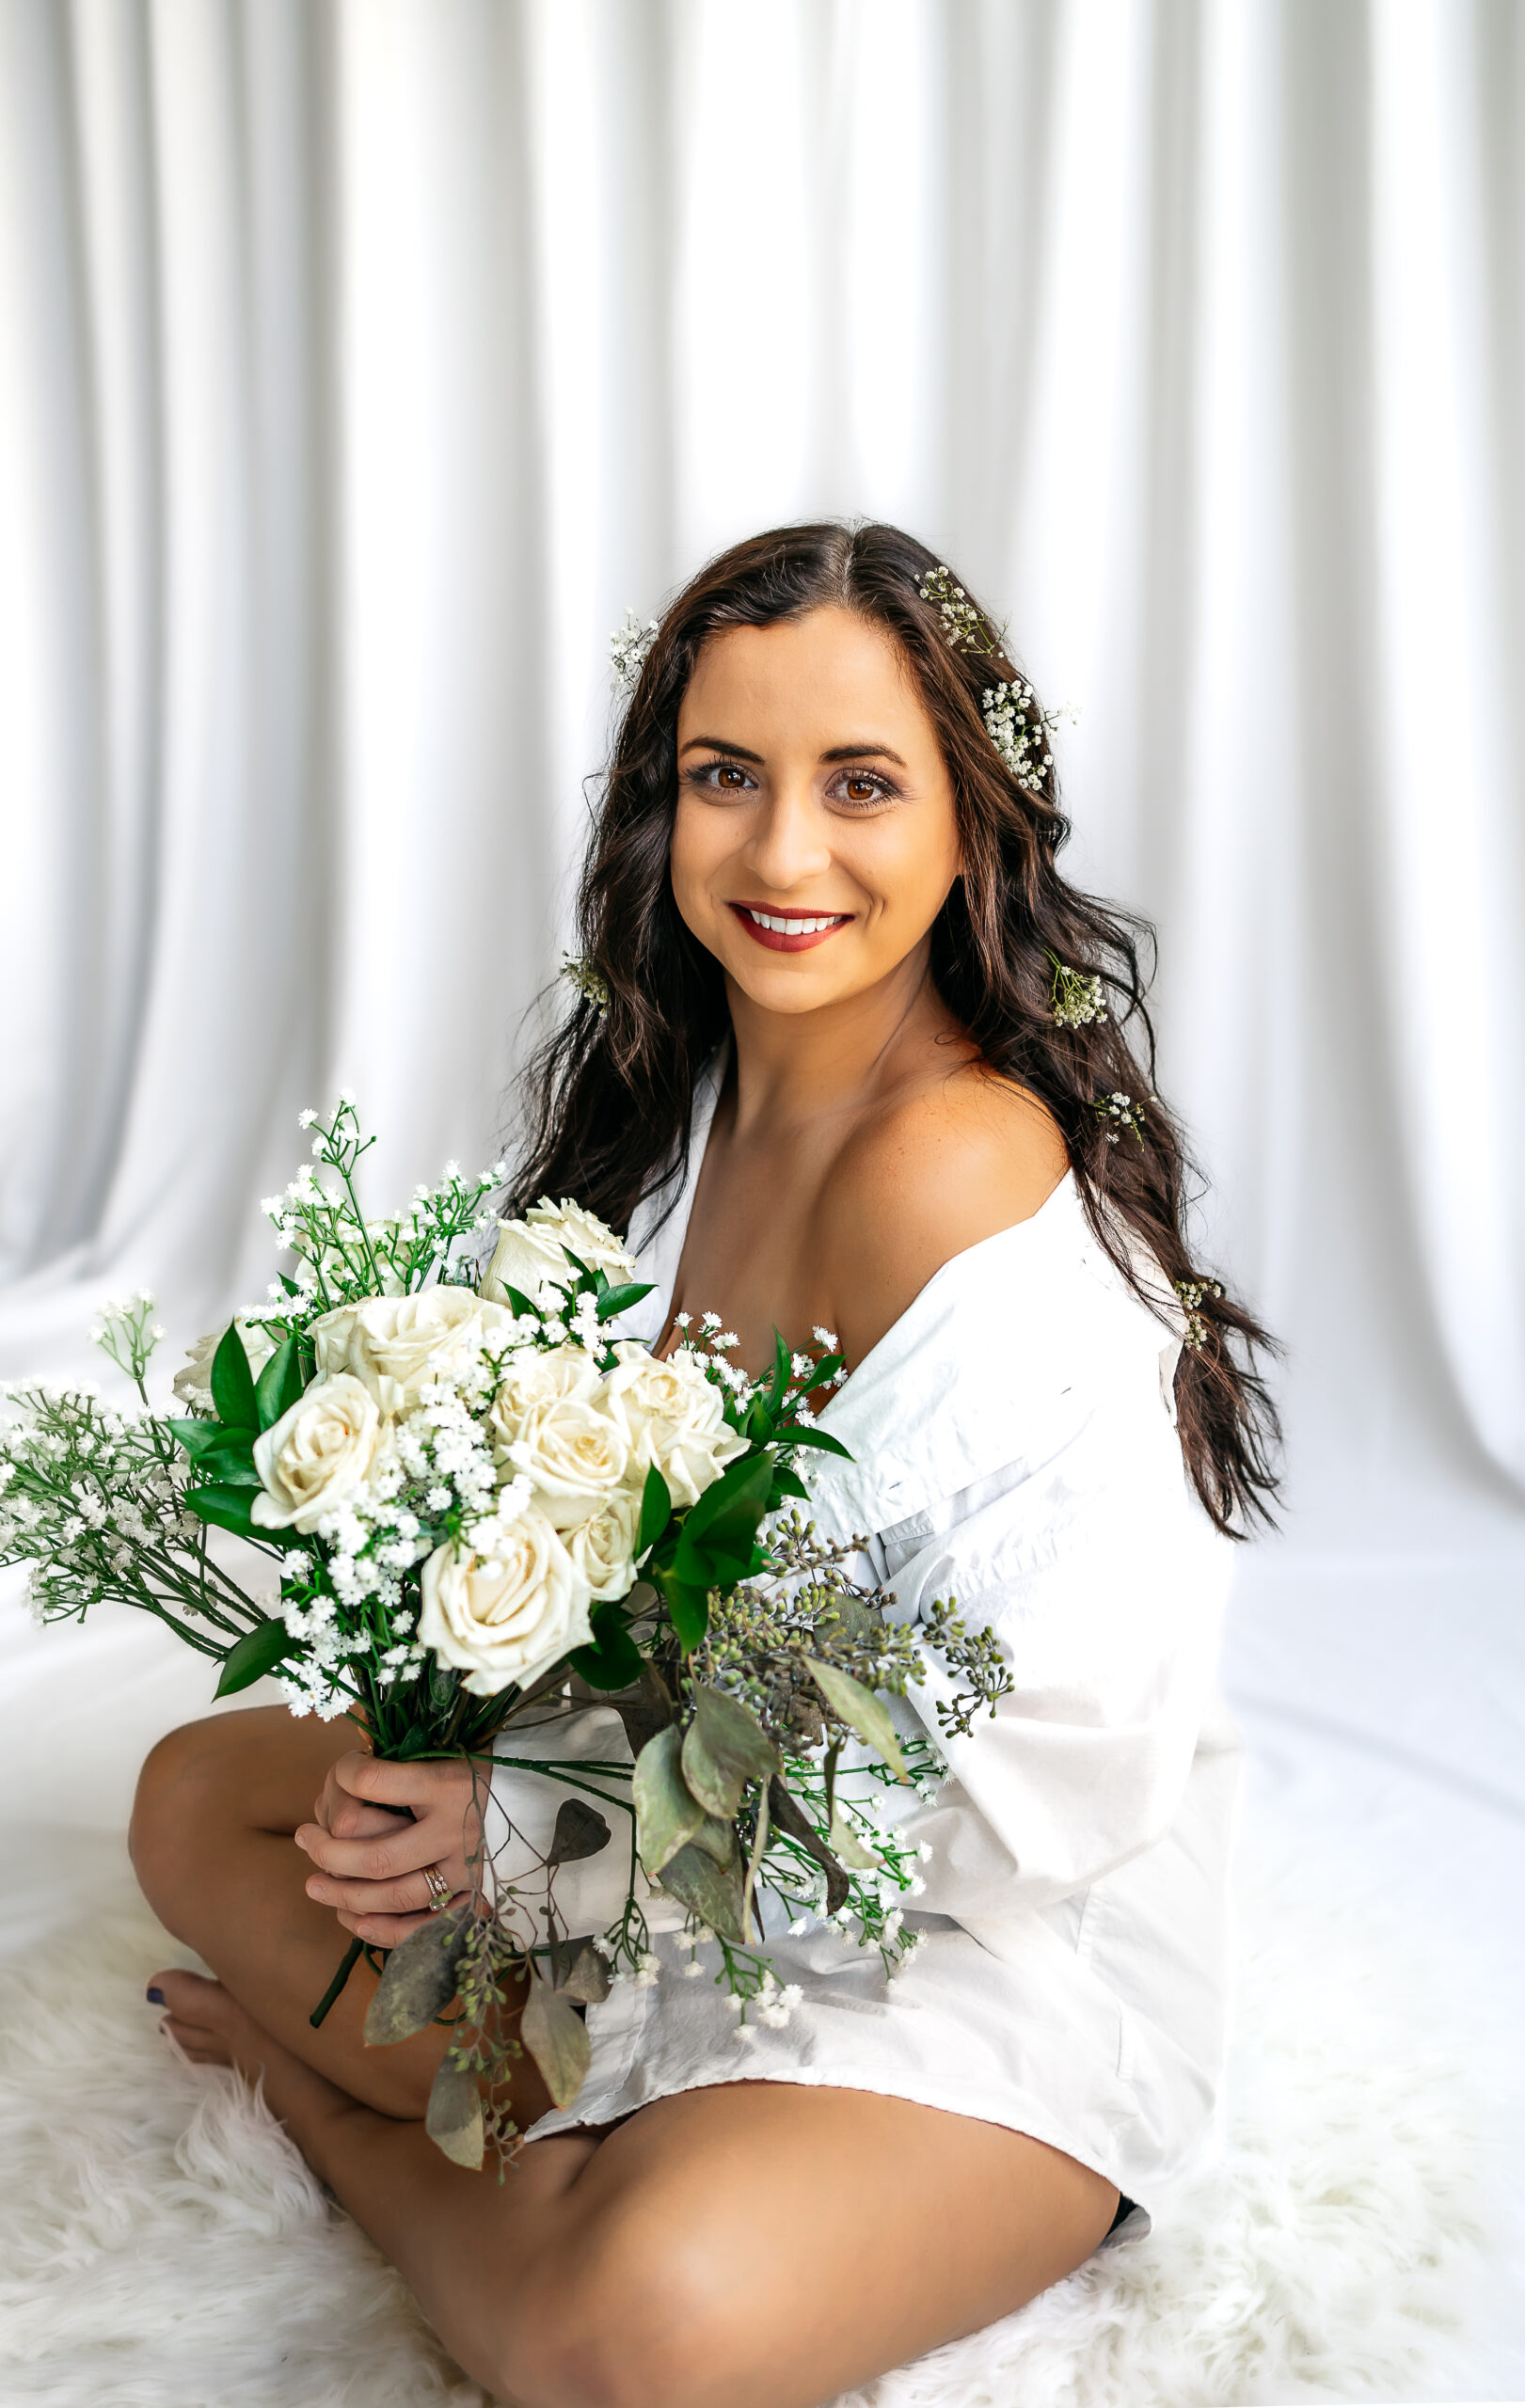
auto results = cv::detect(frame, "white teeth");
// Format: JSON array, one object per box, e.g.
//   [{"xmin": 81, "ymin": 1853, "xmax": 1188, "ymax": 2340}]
[{"xmin": 746, "ymin": 910, "xmax": 842, "ymax": 934}]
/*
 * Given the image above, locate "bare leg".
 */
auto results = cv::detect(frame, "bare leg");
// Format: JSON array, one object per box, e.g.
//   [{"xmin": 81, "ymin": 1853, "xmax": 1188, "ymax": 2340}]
[
  {"xmin": 130, "ymin": 1705, "xmax": 549, "ymax": 2123},
  {"xmin": 139, "ymin": 1712, "xmax": 1120, "ymax": 2408}
]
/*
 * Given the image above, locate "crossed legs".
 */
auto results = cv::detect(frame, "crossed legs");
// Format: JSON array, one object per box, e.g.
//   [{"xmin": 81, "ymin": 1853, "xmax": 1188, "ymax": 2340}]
[{"xmin": 132, "ymin": 1707, "xmax": 1120, "ymax": 2408}]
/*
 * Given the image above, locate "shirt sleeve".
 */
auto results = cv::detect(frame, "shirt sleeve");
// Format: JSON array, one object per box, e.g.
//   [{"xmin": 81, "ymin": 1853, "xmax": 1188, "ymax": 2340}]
[{"xmin": 875, "ymin": 1386, "xmax": 1233, "ymax": 1922}]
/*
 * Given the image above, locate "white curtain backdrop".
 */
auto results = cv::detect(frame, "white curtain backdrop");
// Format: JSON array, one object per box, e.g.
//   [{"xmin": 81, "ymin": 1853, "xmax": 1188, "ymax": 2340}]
[{"xmin": 2, "ymin": 2, "xmax": 1522, "ymax": 1733}]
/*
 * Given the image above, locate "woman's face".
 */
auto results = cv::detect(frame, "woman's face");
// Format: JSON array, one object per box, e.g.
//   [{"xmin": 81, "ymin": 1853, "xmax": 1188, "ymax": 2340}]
[{"xmin": 670, "ymin": 606, "xmax": 962, "ymax": 1017}]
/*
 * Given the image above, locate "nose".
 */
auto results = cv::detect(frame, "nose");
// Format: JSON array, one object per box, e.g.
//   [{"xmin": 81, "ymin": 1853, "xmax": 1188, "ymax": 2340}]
[{"xmin": 741, "ymin": 783, "xmax": 834, "ymax": 894}]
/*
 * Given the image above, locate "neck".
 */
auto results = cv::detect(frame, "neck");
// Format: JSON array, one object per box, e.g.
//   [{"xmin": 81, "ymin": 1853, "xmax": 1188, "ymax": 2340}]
[{"xmin": 723, "ymin": 940, "xmax": 961, "ymax": 1135}]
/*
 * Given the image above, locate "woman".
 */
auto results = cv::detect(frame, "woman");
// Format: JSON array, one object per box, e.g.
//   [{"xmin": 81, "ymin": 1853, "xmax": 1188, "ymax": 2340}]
[{"xmin": 133, "ymin": 521, "xmax": 1277, "ymax": 2408}]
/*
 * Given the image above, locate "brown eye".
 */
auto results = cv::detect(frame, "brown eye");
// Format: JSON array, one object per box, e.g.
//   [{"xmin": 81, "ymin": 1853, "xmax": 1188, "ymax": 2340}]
[
  {"xmin": 716, "ymin": 763, "xmax": 749, "ymax": 789},
  {"xmin": 845, "ymin": 774, "xmax": 879, "ymax": 802}
]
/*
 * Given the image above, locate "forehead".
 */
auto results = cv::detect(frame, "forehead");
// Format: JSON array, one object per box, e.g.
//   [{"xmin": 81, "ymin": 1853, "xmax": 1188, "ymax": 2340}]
[{"xmin": 677, "ymin": 607, "xmax": 933, "ymax": 751}]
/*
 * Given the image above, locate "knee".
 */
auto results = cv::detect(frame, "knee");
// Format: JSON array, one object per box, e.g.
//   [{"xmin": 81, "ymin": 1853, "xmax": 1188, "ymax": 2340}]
[
  {"xmin": 507, "ymin": 2221, "xmax": 739, "ymax": 2408},
  {"xmin": 128, "ymin": 1718, "xmax": 231, "ymax": 1923}
]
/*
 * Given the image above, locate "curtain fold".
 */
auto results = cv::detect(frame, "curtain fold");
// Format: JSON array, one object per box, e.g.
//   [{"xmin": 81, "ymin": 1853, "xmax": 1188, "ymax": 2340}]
[{"xmin": 0, "ymin": 0, "xmax": 1520, "ymax": 1554}]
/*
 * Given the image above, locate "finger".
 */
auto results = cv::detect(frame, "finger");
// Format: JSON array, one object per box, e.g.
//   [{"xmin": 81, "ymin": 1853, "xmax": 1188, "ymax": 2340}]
[
  {"xmin": 334, "ymin": 1753, "xmax": 469, "ymax": 1811},
  {"xmin": 304, "ymin": 1865, "xmax": 458, "ymax": 1917},
  {"xmin": 318, "ymin": 1797, "xmax": 401, "ymax": 1843},
  {"xmin": 335, "ymin": 1907, "xmax": 440, "ymax": 1946},
  {"xmin": 294, "ymin": 1819, "xmax": 451, "ymax": 1882}
]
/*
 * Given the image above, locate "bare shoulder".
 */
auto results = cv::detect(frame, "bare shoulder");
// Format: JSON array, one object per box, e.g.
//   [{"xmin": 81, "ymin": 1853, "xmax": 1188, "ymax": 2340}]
[{"xmin": 818, "ymin": 1064, "xmax": 1071, "ymax": 1370}]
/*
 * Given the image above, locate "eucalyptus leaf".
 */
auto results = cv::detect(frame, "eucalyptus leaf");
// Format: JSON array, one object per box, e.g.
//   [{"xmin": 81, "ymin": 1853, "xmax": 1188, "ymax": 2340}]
[
  {"xmin": 558, "ymin": 1941, "xmax": 612, "ymax": 2006},
  {"xmin": 607, "ymin": 1661, "xmax": 675, "ymax": 1760},
  {"xmin": 688, "ymin": 1812, "xmax": 741, "ymax": 1869},
  {"xmin": 658, "ymin": 1840, "xmax": 748, "ymax": 1943},
  {"xmin": 680, "ymin": 1685, "xmax": 782, "ymax": 1820},
  {"xmin": 363, "ymin": 1907, "xmax": 471, "ymax": 2046},
  {"xmin": 425, "ymin": 2059, "xmax": 485, "ymax": 2169},
  {"xmin": 804, "ymin": 1657, "xmax": 909, "ymax": 1782},
  {"xmin": 547, "ymin": 1798, "xmax": 612, "ymax": 1866},
  {"xmin": 214, "ymin": 1615, "xmax": 298, "ymax": 1697},
  {"xmin": 520, "ymin": 1976, "xmax": 592, "ymax": 2110},
  {"xmin": 768, "ymin": 1777, "xmax": 850, "ymax": 1915},
  {"xmin": 632, "ymin": 1724, "xmax": 705, "ymax": 1877},
  {"xmin": 209, "ymin": 1322, "xmax": 260, "ymax": 1432},
  {"xmin": 828, "ymin": 1810, "xmax": 882, "ymax": 1872}
]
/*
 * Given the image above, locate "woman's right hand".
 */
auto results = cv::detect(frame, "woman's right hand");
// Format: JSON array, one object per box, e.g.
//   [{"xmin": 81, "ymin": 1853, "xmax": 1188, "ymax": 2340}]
[{"xmin": 294, "ymin": 1750, "xmax": 479, "ymax": 1948}]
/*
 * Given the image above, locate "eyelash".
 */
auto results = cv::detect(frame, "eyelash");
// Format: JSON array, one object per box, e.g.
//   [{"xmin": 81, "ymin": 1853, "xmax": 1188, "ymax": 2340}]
[{"xmin": 681, "ymin": 760, "xmax": 899, "ymax": 809}]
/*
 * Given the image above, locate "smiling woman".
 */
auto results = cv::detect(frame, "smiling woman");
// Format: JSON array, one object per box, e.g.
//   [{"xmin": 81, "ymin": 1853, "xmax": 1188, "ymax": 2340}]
[{"xmin": 134, "ymin": 520, "xmax": 1279, "ymax": 2408}]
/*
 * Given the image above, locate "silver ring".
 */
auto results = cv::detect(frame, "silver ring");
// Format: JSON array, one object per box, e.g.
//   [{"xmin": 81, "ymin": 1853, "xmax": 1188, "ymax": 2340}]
[{"xmin": 421, "ymin": 1862, "xmax": 452, "ymax": 1912}]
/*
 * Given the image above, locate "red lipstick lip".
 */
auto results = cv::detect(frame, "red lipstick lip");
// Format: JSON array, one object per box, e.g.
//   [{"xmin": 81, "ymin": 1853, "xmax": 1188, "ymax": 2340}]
[{"xmin": 727, "ymin": 902, "xmax": 853, "ymax": 954}]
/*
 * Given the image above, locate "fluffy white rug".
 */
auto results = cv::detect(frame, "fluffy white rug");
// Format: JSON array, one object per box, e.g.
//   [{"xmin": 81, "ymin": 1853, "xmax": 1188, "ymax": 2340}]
[{"xmin": 0, "ymin": 1839, "xmax": 1505, "ymax": 2408}]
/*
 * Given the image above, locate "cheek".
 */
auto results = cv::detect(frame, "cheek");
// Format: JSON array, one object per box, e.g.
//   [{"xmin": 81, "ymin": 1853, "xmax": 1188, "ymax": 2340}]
[
  {"xmin": 668, "ymin": 799, "xmax": 728, "ymax": 921},
  {"xmin": 856, "ymin": 814, "xmax": 961, "ymax": 937}
]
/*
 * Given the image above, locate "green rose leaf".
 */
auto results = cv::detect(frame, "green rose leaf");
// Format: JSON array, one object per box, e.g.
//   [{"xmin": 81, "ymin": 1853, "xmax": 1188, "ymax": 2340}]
[
  {"xmin": 209, "ymin": 1322, "xmax": 260, "ymax": 1433},
  {"xmin": 547, "ymin": 1798, "xmax": 612, "ymax": 1865},
  {"xmin": 673, "ymin": 1450, "xmax": 773, "ymax": 1588},
  {"xmin": 255, "ymin": 1334, "xmax": 306, "ymax": 1431},
  {"xmin": 424, "ymin": 2058, "xmax": 485, "ymax": 2168},
  {"xmin": 636, "ymin": 1463, "xmax": 673, "ymax": 1557},
  {"xmin": 167, "ymin": 1416, "xmax": 252, "ymax": 1463},
  {"xmin": 680, "ymin": 1685, "xmax": 782, "ymax": 1821},
  {"xmin": 595, "ymin": 1280, "xmax": 656, "ymax": 1323},
  {"xmin": 632, "ymin": 1724, "xmax": 706, "ymax": 1877},
  {"xmin": 657, "ymin": 1839, "xmax": 747, "ymax": 1944},
  {"xmin": 519, "ymin": 1975, "xmax": 592, "ymax": 2110},
  {"xmin": 362, "ymin": 1907, "xmax": 472, "ymax": 2047},
  {"xmin": 568, "ymin": 1598, "xmax": 645, "ymax": 1692},
  {"xmin": 804, "ymin": 1657, "xmax": 910, "ymax": 1782},
  {"xmin": 214, "ymin": 1614, "xmax": 299, "ymax": 1697},
  {"xmin": 656, "ymin": 1573, "xmax": 710, "ymax": 1655},
  {"xmin": 763, "ymin": 1329, "xmax": 791, "ymax": 1418},
  {"xmin": 184, "ymin": 1483, "xmax": 262, "ymax": 1541},
  {"xmin": 778, "ymin": 1423, "xmax": 853, "ymax": 1460},
  {"xmin": 768, "ymin": 1466, "xmax": 809, "ymax": 1506},
  {"xmin": 186, "ymin": 1437, "xmax": 261, "ymax": 1487}
]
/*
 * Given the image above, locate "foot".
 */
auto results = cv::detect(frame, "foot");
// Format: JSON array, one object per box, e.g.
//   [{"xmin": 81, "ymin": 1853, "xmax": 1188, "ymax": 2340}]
[{"xmin": 149, "ymin": 1968, "xmax": 357, "ymax": 2158}]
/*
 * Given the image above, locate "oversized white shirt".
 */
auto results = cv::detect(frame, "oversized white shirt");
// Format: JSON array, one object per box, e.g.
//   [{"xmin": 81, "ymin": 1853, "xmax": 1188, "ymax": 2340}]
[{"xmin": 497, "ymin": 1059, "xmax": 1243, "ymax": 2233}]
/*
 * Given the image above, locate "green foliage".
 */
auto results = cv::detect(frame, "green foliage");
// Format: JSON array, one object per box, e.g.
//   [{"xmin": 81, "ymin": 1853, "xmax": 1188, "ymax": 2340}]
[
  {"xmin": 209, "ymin": 1323, "xmax": 260, "ymax": 1432},
  {"xmin": 364, "ymin": 1907, "xmax": 472, "ymax": 2045},
  {"xmin": 214, "ymin": 1614, "xmax": 300, "ymax": 1697}
]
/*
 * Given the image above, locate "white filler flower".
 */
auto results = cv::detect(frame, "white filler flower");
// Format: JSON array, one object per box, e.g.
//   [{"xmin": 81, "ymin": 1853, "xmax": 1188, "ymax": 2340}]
[
  {"xmin": 603, "ymin": 1347, "xmax": 747, "ymax": 1509},
  {"xmin": 251, "ymin": 1373, "xmax": 383, "ymax": 1533},
  {"xmin": 419, "ymin": 1510, "xmax": 592, "ymax": 1696}
]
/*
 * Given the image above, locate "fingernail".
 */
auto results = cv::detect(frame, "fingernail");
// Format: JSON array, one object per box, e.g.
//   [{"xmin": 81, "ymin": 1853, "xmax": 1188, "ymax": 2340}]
[
  {"xmin": 146, "ymin": 1985, "xmax": 166, "ymax": 2005},
  {"xmin": 294, "ymin": 1832, "xmax": 309, "ymax": 1853}
]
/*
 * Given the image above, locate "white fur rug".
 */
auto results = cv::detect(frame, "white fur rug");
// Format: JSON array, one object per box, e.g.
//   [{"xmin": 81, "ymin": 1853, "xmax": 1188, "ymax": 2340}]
[{"xmin": 0, "ymin": 1839, "xmax": 1506, "ymax": 2408}]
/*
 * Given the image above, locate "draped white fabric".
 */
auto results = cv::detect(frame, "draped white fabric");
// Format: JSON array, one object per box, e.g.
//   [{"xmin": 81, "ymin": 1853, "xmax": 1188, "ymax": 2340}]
[{"xmin": 4, "ymin": 0, "xmax": 1521, "ymax": 1568}]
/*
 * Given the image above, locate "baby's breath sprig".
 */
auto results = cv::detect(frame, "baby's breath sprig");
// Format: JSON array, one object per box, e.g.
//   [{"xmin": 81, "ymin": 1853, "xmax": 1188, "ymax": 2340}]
[
  {"xmin": 561, "ymin": 953, "xmax": 611, "ymax": 1015},
  {"xmin": 1173, "ymin": 1276, "xmax": 1224, "ymax": 1351},
  {"xmin": 1048, "ymin": 954, "xmax": 1107, "ymax": 1030},
  {"xmin": 982, "ymin": 679, "xmax": 1056, "ymax": 792},
  {"xmin": 88, "ymin": 1291, "xmax": 166, "ymax": 1405},
  {"xmin": 1094, "ymin": 1090, "xmax": 1147, "ymax": 1146},
  {"xmin": 917, "ymin": 565, "xmax": 1004, "ymax": 657},
  {"xmin": 610, "ymin": 610, "xmax": 659, "ymax": 696}
]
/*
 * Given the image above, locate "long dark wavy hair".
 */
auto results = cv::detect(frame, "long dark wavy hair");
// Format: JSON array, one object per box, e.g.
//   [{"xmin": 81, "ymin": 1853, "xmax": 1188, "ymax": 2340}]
[{"xmin": 513, "ymin": 521, "xmax": 1279, "ymax": 1535}]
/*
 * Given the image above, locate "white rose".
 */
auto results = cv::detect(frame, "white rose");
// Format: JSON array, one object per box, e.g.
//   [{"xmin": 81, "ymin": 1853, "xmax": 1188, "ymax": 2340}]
[
  {"xmin": 171, "ymin": 1319, "xmax": 277, "ymax": 1411},
  {"xmin": 419, "ymin": 1511, "xmax": 592, "ymax": 1697},
  {"xmin": 480, "ymin": 1197, "xmax": 634, "ymax": 1308},
  {"xmin": 485, "ymin": 1342, "xmax": 601, "ymax": 1459},
  {"xmin": 503, "ymin": 1395, "xmax": 629, "ymax": 1529},
  {"xmin": 310, "ymin": 1289, "xmax": 511, "ymax": 1413},
  {"xmin": 250, "ymin": 1373, "xmax": 382, "ymax": 1532},
  {"xmin": 603, "ymin": 1348, "xmax": 748, "ymax": 1510},
  {"xmin": 562, "ymin": 1488, "xmax": 642, "ymax": 1602}
]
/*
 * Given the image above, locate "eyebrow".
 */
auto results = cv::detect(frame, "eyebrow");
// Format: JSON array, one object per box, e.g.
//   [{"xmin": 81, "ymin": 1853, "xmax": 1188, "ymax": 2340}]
[{"xmin": 678, "ymin": 737, "xmax": 909, "ymax": 768}]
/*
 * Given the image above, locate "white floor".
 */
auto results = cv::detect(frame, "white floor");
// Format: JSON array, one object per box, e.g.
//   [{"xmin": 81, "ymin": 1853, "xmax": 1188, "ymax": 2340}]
[{"xmin": 2, "ymin": 1538, "xmax": 1522, "ymax": 2402}]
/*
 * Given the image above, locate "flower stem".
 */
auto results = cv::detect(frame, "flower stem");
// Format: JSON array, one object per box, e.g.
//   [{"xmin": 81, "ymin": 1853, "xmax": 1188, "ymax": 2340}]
[{"xmin": 310, "ymin": 1936, "xmax": 366, "ymax": 2028}]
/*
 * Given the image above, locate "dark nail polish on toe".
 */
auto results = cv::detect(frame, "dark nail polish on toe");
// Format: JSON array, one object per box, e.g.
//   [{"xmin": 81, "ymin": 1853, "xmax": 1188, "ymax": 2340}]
[{"xmin": 146, "ymin": 1985, "xmax": 166, "ymax": 2005}]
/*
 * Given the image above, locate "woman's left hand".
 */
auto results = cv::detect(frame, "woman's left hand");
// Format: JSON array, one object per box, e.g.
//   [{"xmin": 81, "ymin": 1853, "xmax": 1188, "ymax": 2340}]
[{"xmin": 294, "ymin": 1751, "xmax": 478, "ymax": 1947}]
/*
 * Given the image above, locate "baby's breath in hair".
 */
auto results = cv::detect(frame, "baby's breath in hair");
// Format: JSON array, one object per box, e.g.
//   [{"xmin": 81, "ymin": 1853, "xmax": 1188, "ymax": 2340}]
[
  {"xmin": 982, "ymin": 679, "xmax": 1057, "ymax": 793},
  {"xmin": 610, "ymin": 610, "xmax": 659, "ymax": 696},
  {"xmin": 1094, "ymin": 1090, "xmax": 1147, "ymax": 1146},
  {"xmin": 917, "ymin": 564, "xmax": 1002, "ymax": 657},
  {"xmin": 561, "ymin": 953, "xmax": 611, "ymax": 1014},
  {"xmin": 1174, "ymin": 1277, "xmax": 1224, "ymax": 1351},
  {"xmin": 1048, "ymin": 955, "xmax": 1107, "ymax": 1030}
]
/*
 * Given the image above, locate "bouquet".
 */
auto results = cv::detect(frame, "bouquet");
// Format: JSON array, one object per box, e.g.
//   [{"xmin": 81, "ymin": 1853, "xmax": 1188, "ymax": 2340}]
[{"xmin": 1, "ymin": 1101, "xmax": 1011, "ymax": 2169}]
